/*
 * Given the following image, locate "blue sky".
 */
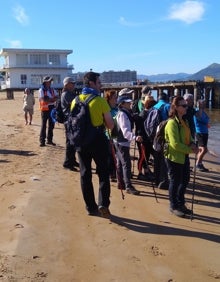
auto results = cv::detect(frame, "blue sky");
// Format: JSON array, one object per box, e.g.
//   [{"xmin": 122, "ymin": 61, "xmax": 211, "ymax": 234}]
[{"xmin": 0, "ymin": 0, "xmax": 219, "ymax": 75}]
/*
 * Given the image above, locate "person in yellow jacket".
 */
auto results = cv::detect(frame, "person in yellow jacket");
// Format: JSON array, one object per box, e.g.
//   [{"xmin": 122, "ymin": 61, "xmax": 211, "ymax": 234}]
[
  {"xmin": 38, "ymin": 76, "xmax": 58, "ymax": 147},
  {"xmin": 164, "ymin": 96, "xmax": 198, "ymax": 217}
]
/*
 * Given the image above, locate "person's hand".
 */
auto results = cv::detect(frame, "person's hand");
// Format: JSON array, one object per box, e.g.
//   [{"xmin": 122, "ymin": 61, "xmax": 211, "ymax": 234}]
[{"xmin": 135, "ymin": 136, "xmax": 143, "ymax": 143}]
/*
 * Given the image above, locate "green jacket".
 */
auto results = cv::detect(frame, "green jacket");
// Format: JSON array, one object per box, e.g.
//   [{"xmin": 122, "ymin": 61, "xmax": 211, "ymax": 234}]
[{"xmin": 164, "ymin": 117, "xmax": 193, "ymax": 164}]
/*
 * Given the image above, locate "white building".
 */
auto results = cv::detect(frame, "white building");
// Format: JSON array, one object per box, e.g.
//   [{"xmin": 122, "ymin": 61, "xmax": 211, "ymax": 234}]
[{"xmin": 0, "ymin": 48, "xmax": 73, "ymax": 90}]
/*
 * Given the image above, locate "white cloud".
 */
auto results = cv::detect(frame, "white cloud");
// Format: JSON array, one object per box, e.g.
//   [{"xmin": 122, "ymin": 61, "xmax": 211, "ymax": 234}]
[
  {"xmin": 13, "ymin": 4, "xmax": 29, "ymax": 26},
  {"xmin": 119, "ymin": 16, "xmax": 146, "ymax": 27},
  {"xmin": 6, "ymin": 40, "xmax": 23, "ymax": 48},
  {"xmin": 168, "ymin": 1, "xmax": 205, "ymax": 24}
]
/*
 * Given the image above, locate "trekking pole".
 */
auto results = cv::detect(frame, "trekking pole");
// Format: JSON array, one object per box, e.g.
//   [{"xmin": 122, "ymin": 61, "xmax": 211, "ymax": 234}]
[
  {"xmin": 190, "ymin": 143, "xmax": 198, "ymax": 221},
  {"xmin": 140, "ymin": 143, "xmax": 158, "ymax": 203},
  {"xmin": 132, "ymin": 141, "xmax": 137, "ymax": 175},
  {"xmin": 108, "ymin": 130, "xmax": 125, "ymax": 200}
]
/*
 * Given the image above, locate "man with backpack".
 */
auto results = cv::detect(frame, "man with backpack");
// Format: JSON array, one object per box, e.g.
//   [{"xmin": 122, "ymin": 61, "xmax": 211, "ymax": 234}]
[
  {"xmin": 144, "ymin": 92, "xmax": 170, "ymax": 189},
  {"xmin": 69, "ymin": 72, "xmax": 114, "ymax": 219},
  {"xmin": 61, "ymin": 77, "xmax": 79, "ymax": 171}
]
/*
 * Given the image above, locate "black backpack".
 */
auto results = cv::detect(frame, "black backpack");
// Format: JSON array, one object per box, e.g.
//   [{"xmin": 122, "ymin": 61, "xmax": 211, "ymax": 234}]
[
  {"xmin": 66, "ymin": 94, "xmax": 98, "ymax": 151},
  {"xmin": 50, "ymin": 98, "xmax": 65, "ymax": 124},
  {"xmin": 153, "ymin": 120, "xmax": 169, "ymax": 152},
  {"xmin": 144, "ymin": 107, "xmax": 162, "ymax": 142}
]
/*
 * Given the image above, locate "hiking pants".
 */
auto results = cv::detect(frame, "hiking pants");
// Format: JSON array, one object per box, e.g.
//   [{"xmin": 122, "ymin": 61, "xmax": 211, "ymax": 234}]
[
  {"xmin": 39, "ymin": 109, "xmax": 54, "ymax": 144},
  {"xmin": 77, "ymin": 131, "xmax": 111, "ymax": 212},
  {"xmin": 165, "ymin": 155, "xmax": 190, "ymax": 209},
  {"xmin": 63, "ymin": 123, "xmax": 77, "ymax": 167}
]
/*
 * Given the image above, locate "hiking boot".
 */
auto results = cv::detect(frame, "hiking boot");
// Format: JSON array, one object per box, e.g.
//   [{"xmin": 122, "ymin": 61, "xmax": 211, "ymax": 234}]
[
  {"xmin": 126, "ymin": 185, "xmax": 140, "ymax": 195},
  {"xmin": 170, "ymin": 208, "xmax": 185, "ymax": 217},
  {"xmin": 47, "ymin": 141, "xmax": 56, "ymax": 146},
  {"xmin": 63, "ymin": 164, "xmax": 78, "ymax": 172},
  {"xmin": 158, "ymin": 181, "xmax": 169, "ymax": 190},
  {"xmin": 179, "ymin": 205, "xmax": 191, "ymax": 215},
  {"xmin": 98, "ymin": 206, "xmax": 111, "ymax": 219},
  {"xmin": 196, "ymin": 164, "xmax": 209, "ymax": 172},
  {"xmin": 40, "ymin": 143, "xmax": 46, "ymax": 147},
  {"xmin": 73, "ymin": 160, "xmax": 80, "ymax": 167}
]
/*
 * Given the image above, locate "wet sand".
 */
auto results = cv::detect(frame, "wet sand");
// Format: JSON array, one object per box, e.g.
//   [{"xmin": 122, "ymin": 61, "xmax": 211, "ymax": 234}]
[{"xmin": 0, "ymin": 92, "xmax": 220, "ymax": 281}]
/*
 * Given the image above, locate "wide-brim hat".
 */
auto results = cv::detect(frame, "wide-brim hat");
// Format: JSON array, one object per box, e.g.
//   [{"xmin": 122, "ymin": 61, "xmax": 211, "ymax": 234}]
[{"xmin": 43, "ymin": 76, "xmax": 53, "ymax": 83}]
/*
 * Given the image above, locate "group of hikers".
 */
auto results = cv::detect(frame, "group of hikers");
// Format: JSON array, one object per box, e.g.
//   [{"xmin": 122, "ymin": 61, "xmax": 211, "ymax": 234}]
[{"xmin": 23, "ymin": 71, "xmax": 210, "ymax": 219}]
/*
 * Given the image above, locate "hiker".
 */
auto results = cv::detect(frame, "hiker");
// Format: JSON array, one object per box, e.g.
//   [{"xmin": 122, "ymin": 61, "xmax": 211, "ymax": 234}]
[
  {"xmin": 194, "ymin": 99, "xmax": 210, "ymax": 172},
  {"xmin": 38, "ymin": 76, "xmax": 58, "ymax": 147},
  {"xmin": 153, "ymin": 92, "xmax": 170, "ymax": 189},
  {"xmin": 61, "ymin": 77, "xmax": 79, "ymax": 171},
  {"xmin": 70, "ymin": 72, "xmax": 114, "ymax": 218},
  {"xmin": 183, "ymin": 93, "xmax": 196, "ymax": 139},
  {"xmin": 164, "ymin": 96, "xmax": 198, "ymax": 217},
  {"xmin": 104, "ymin": 89, "xmax": 118, "ymax": 182},
  {"xmin": 136, "ymin": 95, "xmax": 156, "ymax": 180},
  {"xmin": 114, "ymin": 95, "xmax": 143, "ymax": 195},
  {"xmin": 23, "ymin": 88, "xmax": 35, "ymax": 125}
]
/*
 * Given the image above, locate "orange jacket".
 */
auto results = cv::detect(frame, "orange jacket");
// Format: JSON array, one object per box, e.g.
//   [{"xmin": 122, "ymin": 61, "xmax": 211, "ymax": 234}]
[{"xmin": 39, "ymin": 89, "xmax": 55, "ymax": 111}]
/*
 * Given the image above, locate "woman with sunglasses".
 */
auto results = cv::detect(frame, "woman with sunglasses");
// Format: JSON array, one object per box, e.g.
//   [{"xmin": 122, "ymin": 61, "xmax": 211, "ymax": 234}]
[{"xmin": 164, "ymin": 96, "xmax": 198, "ymax": 217}]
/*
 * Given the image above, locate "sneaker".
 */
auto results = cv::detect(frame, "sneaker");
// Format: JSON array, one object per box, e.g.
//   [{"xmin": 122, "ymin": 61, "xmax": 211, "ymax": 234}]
[
  {"xmin": 98, "ymin": 206, "xmax": 111, "ymax": 219},
  {"xmin": 47, "ymin": 141, "xmax": 56, "ymax": 146},
  {"xmin": 196, "ymin": 164, "xmax": 209, "ymax": 172},
  {"xmin": 170, "ymin": 208, "xmax": 185, "ymax": 217},
  {"xmin": 179, "ymin": 205, "xmax": 191, "ymax": 215},
  {"xmin": 126, "ymin": 185, "xmax": 140, "ymax": 195}
]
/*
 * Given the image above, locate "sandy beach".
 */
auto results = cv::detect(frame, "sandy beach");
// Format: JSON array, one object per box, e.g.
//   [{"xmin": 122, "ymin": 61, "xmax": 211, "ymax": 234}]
[{"xmin": 0, "ymin": 91, "xmax": 220, "ymax": 282}]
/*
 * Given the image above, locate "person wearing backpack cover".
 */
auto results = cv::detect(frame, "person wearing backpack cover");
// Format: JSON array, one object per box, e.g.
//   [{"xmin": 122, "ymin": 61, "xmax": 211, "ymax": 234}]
[
  {"xmin": 38, "ymin": 76, "xmax": 59, "ymax": 147},
  {"xmin": 61, "ymin": 77, "xmax": 79, "ymax": 171},
  {"xmin": 70, "ymin": 72, "xmax": 114, "ymax": 219},
  {"xmin": 164, "ymin": 96, "xmax": 198, "ymax": 217},
  {"xmin": 114, "ymin": 95, "xmax": 143, "ymax": 195}
]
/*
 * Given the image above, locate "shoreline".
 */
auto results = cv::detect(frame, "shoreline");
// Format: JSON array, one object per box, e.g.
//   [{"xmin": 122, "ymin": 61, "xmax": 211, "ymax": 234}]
[{"xmin": 0, "ymin": 92, "xmax": 220, "ymax": 281}]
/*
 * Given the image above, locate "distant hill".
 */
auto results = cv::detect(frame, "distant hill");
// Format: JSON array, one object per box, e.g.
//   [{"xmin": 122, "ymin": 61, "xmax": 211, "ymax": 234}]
[
  {"xmin": 138, "ymin": 63, "xmax": 220, "ymax": 82},
  {"xmin": 187, "ymin": 63, "xmax": 220, "ymax": 81},
  {"xmin": 137, "ymin": 73, "xmax": 190, "ymax": 82}
]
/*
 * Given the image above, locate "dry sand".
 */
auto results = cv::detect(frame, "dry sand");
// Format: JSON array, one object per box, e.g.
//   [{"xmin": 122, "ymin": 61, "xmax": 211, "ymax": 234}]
[{"xmin": 0, "ymin": 91, "xmax": 220, "ymax": 282}]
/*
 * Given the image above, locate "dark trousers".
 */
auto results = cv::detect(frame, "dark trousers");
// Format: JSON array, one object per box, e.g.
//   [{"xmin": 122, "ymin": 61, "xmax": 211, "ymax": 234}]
[
  {"xmin": 165, "ymin": 156, "xmax": 190, "ymax": 209},
  {"xmin": 114, "ymin": 143, "xmax": 132, "ymax": 189},
  {"xmin": 77, "ymin": 132, "xmax": 110, "ymax": 212},
  {"xmin": 40, "ymin": 110, "xmax": 54, "ymax": 144},
  {"xmin": 153, "ymin": 151, "xmax": 169, "ymax": 185},
  {"xmin": 63, "ymin": 123, "xmax": 77, "ymax": 167}
]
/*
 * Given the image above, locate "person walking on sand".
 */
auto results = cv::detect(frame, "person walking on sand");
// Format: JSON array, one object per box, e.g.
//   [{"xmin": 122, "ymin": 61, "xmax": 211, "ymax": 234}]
[
  {"xmin": 23, "ymin": 88, "xmax": 35, "ymax": 125},
  {"xmin": 70, "ymin": 72, "xmax": 114, "ymax": 218},
  {"xmin": 164, "ymin": 96, "xmax": 198, "ymax": 217},
  {"xmin": 194, "ymin": 99, "xmax": 210, "ymax": 172},
  {"xmin": 61, "ymin": 77, "xmax": 79, "ymax": 171},
  {"xmin": 38, "ymin": 76, "xmax": 58, "ymax": 147}
]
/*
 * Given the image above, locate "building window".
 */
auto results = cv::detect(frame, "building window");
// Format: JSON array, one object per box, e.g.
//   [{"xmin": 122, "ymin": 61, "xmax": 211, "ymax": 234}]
[
  {"xmin": 21, "ymin": 74, "xmax": 27, "ymax": 84},
  {"xmin": 16, "ymin": 54, "xmax": 28, "ymax": 65},
  {"xmin": 49, "ymin": 54, "xmax": 60, "ymax": 65},
  {"xmin": 30, "ymin": 54, "xmax": 47, "ymax": 65}
]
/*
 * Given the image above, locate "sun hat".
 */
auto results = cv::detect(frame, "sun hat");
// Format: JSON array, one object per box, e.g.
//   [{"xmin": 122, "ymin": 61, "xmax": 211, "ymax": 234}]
[
  {"xmin": 63, "ymin": 77, "xmax": 76, "ymax": 86},
  {"xmin": 43, "ymin": 76, "xmax": 53, "ymax": 83},
  {"xmin": 118, "ymin": 88, "xmax": 134, "ymax": 96},
  {"xmin": 117, "ymin": 96, "xmax": 132, "ymax": 105}
]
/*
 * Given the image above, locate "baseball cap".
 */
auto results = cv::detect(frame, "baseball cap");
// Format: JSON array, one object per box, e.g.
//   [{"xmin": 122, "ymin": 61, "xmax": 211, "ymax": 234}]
[
  {"xmin": 63, "ymin": 77, "xmax": 76, "ymax": 86},
  {"xmin": 118, "ymin": 88, "xmax": 134, "ymax": 96},
  {"xmin": 117, "ymin": 96, "xmax": 132, "ymax": 105}
]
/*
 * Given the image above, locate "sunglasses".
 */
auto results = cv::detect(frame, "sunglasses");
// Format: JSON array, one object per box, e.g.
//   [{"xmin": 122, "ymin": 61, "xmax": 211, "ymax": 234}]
[{"xmin": 178, "ymin": 104, "xmax": 188, "ymax": 108}]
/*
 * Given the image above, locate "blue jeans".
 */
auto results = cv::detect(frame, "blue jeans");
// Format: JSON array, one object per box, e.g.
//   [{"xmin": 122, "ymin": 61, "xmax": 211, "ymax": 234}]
[{"xmin": 165, "ymin": 156, "xmax": 190, "ymax": 209}]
